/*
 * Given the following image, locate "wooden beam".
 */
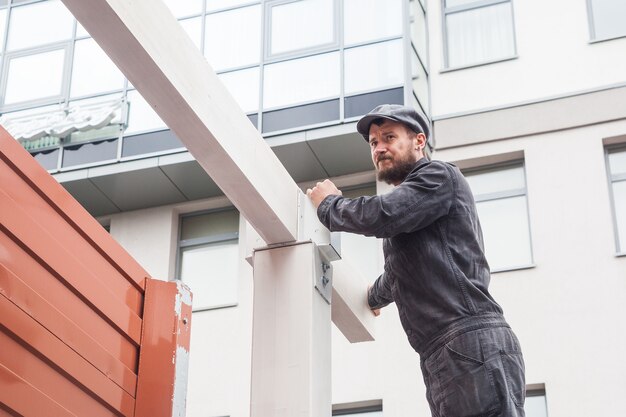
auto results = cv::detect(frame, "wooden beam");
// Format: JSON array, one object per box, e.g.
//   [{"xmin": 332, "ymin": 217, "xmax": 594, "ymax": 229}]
[
  {"xmin": 331, "ymin": 259, "xmax": 376, "ymax": 343},
  {"xmin": 60, "ymin": 0, "xmax": 299, "ymax": 244}
]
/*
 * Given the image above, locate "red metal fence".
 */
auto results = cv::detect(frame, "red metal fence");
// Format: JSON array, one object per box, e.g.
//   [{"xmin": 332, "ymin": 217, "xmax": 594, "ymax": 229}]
[{"xmin": 0, "ymin": 128, "xmax": 192, "ymax": 417}]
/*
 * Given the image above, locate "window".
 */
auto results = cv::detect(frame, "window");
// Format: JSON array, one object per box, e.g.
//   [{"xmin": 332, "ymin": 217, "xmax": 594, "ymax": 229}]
[
  {"xmin": 204, "ymin": 5, "xmax": 261, "ymax": 71},
  {"xmin": 125, "ymin": 90, "xmax": 167, "ymax": 135},
  {"xmin": 607, "ymin": 147, "xmax": 626, "ymax": 254},
  {"xmin": 465, "ymin": 164, "xmax": 533, "ymax": 271},
  {"xmin": 588, "ymin": 0, "xmax": 626, "ymax": 40},
  {"xmin": 525, "ymin": 388, "xmax": 548, "ymax": 417},
  {"xmin": 268, "ymin": 0, "xmax": 336, "ymax": 57},
  {"xmin": 7, "ymin": 0, "xmax": 73, "ymax": 51},
  {"xmin": 339, "ymin": 185, "xmax": 380, "ymax": 282},
  {"xmin": 343, "ymin": 0, "xmax": 402, "ymax": 46},
  {"xmin": 71, "ymin": 38, "xmax": 124, "ymax": 98},
  {"xmin": 3, "ymin": 47, "xmax": 68, "ymax": 106},
  {"xmin": 178, "ymin": 209, "xmax": 240, "ymax": 311},
  {"xmin": 344, "ymin": 39, "xmax": 404, "ymax": 95},
  {"xmin": 443, "ymin": 0, "xmax": 516, "ymax": 69},
  {"xmin": 263, "ymin": 51, "xmax": 340, "ymax": 109},
  {"xmin": 218, "ymin": 67, "xmax": 260, "ymax": 114}
]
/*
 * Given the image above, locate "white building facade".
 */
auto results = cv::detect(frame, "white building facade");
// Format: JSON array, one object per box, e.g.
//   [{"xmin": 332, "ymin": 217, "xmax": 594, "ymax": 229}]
[{"xmin": 1, "ymin": 0, "xmax": 625, "ymax": 416}]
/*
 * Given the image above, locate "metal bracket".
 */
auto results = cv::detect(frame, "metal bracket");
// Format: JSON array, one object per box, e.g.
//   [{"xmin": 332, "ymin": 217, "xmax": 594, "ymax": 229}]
[{"xmin": 315, "ymin": 261, "xmax": 332, "ymax": 304}]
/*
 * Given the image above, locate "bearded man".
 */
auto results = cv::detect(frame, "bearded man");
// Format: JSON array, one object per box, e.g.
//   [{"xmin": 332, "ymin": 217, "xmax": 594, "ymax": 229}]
[{"xmin": 307, "ymin": 104, "xmax": 526, "ymax": 417}]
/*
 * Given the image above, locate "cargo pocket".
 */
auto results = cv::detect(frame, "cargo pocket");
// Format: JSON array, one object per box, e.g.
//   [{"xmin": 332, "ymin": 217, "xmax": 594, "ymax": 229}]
[
  {"xmin": 436, "ymin": 340, "xmax": 501, "ymax": 417},
  {"xmin": 500, "ymin": 350, "xmax": 526, "ymax": 407}
]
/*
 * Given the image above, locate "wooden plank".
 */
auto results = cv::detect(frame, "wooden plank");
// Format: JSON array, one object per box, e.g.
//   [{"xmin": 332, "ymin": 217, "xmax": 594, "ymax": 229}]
[
  {"xmin": 0, "ymin": 128, "xmax": 148, "ymax": 291},
  {"xmin": 134, "ymin": 280, "xmax": 192, "ymax": 417},
  {"xmin": 0, "ymin": 152, "xmax": 143, "ymax": 315},
  {"xmin": 0, "ymin": 263, "xmax": 137, "ymax": 396},
  {"xmin": 0, "ymin": 296, "xmax": 135, "ymax": 416},
  {"xmin": 59, "ymin": 0, "xmax": 300, "ymax": 244},
  {"xmin": 331, "ymin": 259, "xmax": 376, "ymax": 343},
  {"xmin": 0, "ymin": 231, "xmax": 139, "ymax": 371},
  {"xmin": 0, "ymin": 188, "xmax": 142, "ymax": 345},
  {"xmin": 0, "ymin": 363, "xmax": 76, "ymax": 417}
]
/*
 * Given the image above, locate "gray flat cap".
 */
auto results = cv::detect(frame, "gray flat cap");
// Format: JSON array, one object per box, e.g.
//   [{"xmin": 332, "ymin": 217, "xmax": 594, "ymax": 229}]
[{"xmin": 356, "ymin": 104, "xmax": 430, "ymax": 142}]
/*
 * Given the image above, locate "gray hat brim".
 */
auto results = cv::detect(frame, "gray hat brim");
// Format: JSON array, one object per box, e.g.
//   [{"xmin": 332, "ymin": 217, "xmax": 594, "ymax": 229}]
[{"xmin": 357, "ymin": 114, "xmax": 403, "ymax": 141}]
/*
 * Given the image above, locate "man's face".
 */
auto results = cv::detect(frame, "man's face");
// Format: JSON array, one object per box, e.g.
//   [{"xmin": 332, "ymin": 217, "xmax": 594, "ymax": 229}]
[{"xmin": 368, "ymin": 120, "xmax": 425, "ymax": 185}]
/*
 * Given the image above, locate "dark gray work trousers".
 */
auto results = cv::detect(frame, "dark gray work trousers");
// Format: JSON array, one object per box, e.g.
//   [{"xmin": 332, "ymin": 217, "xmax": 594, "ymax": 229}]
[{"xmin": 420, "ymin": 325, "xmax": 526, "ymax": 417}]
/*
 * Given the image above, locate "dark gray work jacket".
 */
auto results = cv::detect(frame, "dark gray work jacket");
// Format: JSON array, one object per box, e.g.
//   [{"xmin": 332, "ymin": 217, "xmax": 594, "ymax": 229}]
[{"xmin": 317, "ymin": 158, "xmax": 505, "ymax": 357}]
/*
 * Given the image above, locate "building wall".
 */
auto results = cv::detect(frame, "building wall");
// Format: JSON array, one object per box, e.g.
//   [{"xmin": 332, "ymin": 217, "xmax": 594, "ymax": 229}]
[
  {"xmin": 107, "ymin": 109, "xmax": 626, "ymax": 417},
  {"xmin": 436, "ymin": 117, "xmax": 626, "ymax": 417},
  {"xmin": 428, "ymin": 0, "xmax": 626, "ymax": 116}
]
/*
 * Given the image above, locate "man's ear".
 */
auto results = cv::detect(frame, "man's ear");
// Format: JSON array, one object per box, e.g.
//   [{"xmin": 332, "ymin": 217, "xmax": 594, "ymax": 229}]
[{"xmin": 415, "ymin": 132, "xmax": 426, "ymax": 150}]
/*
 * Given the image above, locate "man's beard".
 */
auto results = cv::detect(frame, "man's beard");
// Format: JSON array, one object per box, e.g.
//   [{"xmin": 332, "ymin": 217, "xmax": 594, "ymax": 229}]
[{"xmin": 376, "ymin": 154, "xmax": 418, "ymax": 185}]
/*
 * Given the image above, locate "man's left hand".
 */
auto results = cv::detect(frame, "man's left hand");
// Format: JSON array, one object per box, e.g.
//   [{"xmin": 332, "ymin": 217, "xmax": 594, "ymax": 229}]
[{"xmin": 306, "ymin": 179, "xmax": 342, "ymax": 209}]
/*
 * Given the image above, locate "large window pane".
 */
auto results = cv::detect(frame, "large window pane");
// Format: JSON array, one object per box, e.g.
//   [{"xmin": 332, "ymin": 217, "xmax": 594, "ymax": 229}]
[
  {"xmin": 125, "ymin": 90, "xmax": 167, "ymax": 135},
  {"xmin": 71, "ymin": 38, "xmax": 125, "ymax": 97},
  {"xmin": 590, "ymin": 0, "xmax": 626, "ymax": 40},
  {"xmin": 465, "ymin": 166, "xmax": 525, "ymax": 196},
  {"xmin": 162, "ymin": 0, "xmax": 203, "ymax": 18},
  {"xmin": 263, "ymin": 52, "xmax": 339, "ymax": 109},
  {"xmin": 7, "ymin": 0, "xmax": 73, "ymax": 51},
  {"xmin": 270, "ymin": 0, "xmax": 335, "ymax": 56},
  {"xmin": 344, "ymin": 0, "xmax": 402, "ymax": 45},
  {"xmin": 204, "ymin": 5, "xmax": 261, "ymax": 71},
  {"xmin": 179, "ymin": 210, "xmax": 240, "ymax": 311},
  {"xmin": 181, "ymin": 209, "xmax": 239, "ymax": 240},
  {"xmin": 4, "ymin": 49, "xmax": 66, "ymax": 105},
  {"xmin": 524, "ymin": 394, "xmax": 548, "ymax": 417},
  {"xmin": 345, "ymin": 40, "xmax": 404, "ymax": 95},
  {"xmin": 180, "ymin": 241, "xmax": 238, "ymax": 310},
  {"xmin": 476, "ymin": 196, "xmax": 532, "ymax": 270},
  {"xmin": 446, "ymin": 2, "xmax": 515, "ymax": 68},
  {"xmin": 218, "ymin": 67, "xmax": 260, "ymax": 113},
  {"xmin": 466, "ymin": 165, "xmax": 532, "ymax": 271}
]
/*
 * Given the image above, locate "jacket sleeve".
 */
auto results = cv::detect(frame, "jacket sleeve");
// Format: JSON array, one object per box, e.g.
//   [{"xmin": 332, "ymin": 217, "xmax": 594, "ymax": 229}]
[
  {"xmin": 368, "ymin": 272, "xmax": 394, "ymax": 309},
  {"xmin": 317, "ymin": 161, "xmax": 455, "ymax": 238}
]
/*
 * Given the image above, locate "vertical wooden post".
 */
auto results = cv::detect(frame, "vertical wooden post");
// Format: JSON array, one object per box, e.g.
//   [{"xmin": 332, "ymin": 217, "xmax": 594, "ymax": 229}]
[{"xmin": 250, "ymin": 243, "xmax": 331, "ymax": 417}]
